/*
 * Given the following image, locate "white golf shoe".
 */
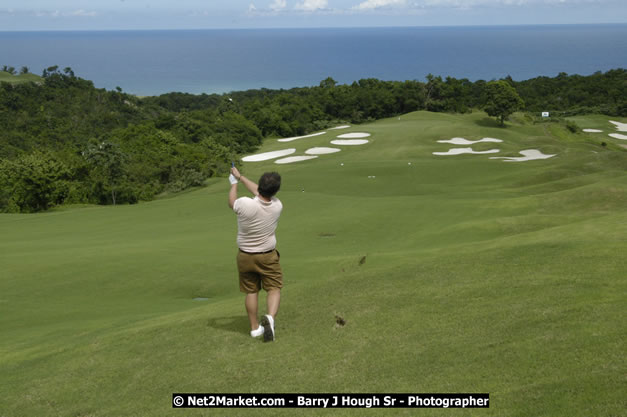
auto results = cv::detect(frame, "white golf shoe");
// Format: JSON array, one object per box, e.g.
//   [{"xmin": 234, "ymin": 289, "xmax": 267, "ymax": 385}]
[
  {"xmin": 250, "ymin": 325, "xmax": 264, "ymax": 338},
  {"xmin": 260, "ymin": 314, "xmax": 275, "ymax": 342}
]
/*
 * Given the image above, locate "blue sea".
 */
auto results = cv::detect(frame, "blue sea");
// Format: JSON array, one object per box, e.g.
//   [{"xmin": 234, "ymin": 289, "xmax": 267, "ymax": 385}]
[{"xmin": 1, "ymin": 25, "xmax": 626, "ymax": 96}]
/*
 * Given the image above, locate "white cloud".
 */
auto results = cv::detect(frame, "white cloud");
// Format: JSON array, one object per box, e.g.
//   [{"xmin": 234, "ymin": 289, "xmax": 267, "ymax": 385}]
[
  {"xmin": 33, "ymin": 9, "xmax": 97, "ymax": 18},
  {"xmin": 354, "ymin": 0, "xmax": 407, "ymax": 10},
  {"xmin": 70, "ymin": 9, "xmax": 97, "ymax": 17},
  {"xmin": 294, "ymin": 0, "xmax": 329, "ymax": 11},
  {"xmin": 189, "ymin": 10, "xmax": 210, "ymax": 17},
  {"xmin": 415, "ymin": 0, "xmax": 599, "ymax": 5},
  {"xmin": 245, "ymin": 0, "xmax": 621, "ymax": 18},
  {"xmin": 349, "ymin": 0, "xmax": 609, "ymax": 9},
  {"xmin": 270, "ymin": 0, "xmax": 288, "ymax": 10},
  {"xmin": 248, "ymin": 0, "xmax": 620, "ymax": 19}
]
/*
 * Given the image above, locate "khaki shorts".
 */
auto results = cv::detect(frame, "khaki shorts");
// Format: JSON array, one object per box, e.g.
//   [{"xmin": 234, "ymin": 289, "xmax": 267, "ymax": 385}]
[{"xmin": 237, "ymin": 249, "xmax": 283, "ymax": 293}]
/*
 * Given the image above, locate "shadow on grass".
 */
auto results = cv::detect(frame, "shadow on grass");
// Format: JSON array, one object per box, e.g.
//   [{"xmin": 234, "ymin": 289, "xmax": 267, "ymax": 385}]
[
  {"xmin": 475, "ymin": 117, "xmax": 505, "ymax": 128},
  {"xmin": 207, "ymin": 315, "xmax": 249, "ymax": 335}
]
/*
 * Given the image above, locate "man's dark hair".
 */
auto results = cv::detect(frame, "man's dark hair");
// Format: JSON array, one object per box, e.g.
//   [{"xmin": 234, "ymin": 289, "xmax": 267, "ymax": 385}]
[{"xmin": 258, "ymin": 172, "xmax": 281, "ymax": 198}]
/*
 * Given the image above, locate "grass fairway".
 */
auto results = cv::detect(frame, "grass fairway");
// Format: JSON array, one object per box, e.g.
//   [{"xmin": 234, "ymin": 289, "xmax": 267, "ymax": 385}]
[{"xmin": 1, "ymin": 111, "xmax": 625, "ymax": 416}]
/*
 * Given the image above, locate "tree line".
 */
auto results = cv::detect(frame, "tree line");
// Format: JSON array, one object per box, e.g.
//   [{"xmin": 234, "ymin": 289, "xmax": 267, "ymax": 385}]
[
  {"xmin": 146, "ymin": 69, "xmax": 625, "ymax": 137},
  {"xmin": 1, "ymin": 65, "xmax": 30, "ymax": 75},
  {"xmin": 1, "ymin": 67, "xmax": 625, "ymax": 212}
]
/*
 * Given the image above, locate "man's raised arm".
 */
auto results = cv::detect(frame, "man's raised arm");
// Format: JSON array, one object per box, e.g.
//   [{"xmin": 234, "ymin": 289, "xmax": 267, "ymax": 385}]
[{"xmin": 232, "ymin": 166, "xmax": 259, "ymax": 196}]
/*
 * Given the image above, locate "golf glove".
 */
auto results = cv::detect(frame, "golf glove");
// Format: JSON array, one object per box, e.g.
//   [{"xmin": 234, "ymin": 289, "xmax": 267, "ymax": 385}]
[{"xmin": 229, "ymin": 174, "xmax": 239, "ymax": 185}]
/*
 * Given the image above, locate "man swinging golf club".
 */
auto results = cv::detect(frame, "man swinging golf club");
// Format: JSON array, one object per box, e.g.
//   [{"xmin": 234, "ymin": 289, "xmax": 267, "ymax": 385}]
[{"xmin": 228, "ymin": 166, "xmax": 283, "ymax": 342}]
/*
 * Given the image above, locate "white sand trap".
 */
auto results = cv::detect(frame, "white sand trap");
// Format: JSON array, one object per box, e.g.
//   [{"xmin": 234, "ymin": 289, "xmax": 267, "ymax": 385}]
[
  {"xmin": 438, "ymin": 137, "xmax": 503, "ymax": 145},
  {"xmin": 490, "ymin": 149, "xmax": 555, "ymax": 162},
  {"xmin": 609, "ymin": 121, "xmax": 627, "ymax": 132},
  {"xmin": 275, "ymin": 155, "xmax": 318, "ymax": 164},
  {"xmin": 608, "ymin": 133, "xmax": 627, "ymax": 140},
  {"xmin": 331, "ymin": 139, "xmax": 370, "ymax": 145},
  {"xmin": 433, "ymin": 147, "xmax": 500, "ymax": 156},
  {"xmin": 278, "ymin": 132, "xmax": 326, "ymax": 142},
  {"xmin": 337, "ymin": 133, "xmax": 371, "ymax": 139},
  {"xmin": 242, "ymin": 148, "xmax": 295, "ymax": 162},
  {"xmin": 305, "ymin": 147, "xmax": 341, "ymax": 155},
  {"xmin": 330, "ymin": 125, "xmax": 351, "ymax": 130},
  {"xmin": 583, "ymin": 129, "xmax": 603, "ymax": 133}
]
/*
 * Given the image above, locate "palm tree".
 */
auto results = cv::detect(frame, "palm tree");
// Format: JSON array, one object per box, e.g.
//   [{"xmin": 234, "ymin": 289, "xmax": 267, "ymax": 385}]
[{"xmin": 20, "ymin": 66, "xmax": 29, "ymax": 75}]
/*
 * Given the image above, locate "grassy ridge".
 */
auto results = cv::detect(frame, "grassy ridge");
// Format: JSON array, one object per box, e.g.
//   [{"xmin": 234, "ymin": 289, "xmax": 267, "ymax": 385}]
[
  {"xmin": 1, "ymin": 111, "xmax": 625, "ymax": 416},
  {"xmin": 0, "ymin": 71, "xmax": 43, "ymax": 84}
]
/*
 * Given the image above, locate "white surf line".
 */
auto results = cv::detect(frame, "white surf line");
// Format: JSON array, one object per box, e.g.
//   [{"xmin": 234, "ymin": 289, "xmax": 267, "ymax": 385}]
[
  {"xmin": 337, "ymin": 132, "xmax": 371, "ymax": 138},
  {"xmin": 490, "ymin": 149, "xmax": 555, "ymax": 162},
  {"xmin": 583, "ymin": 129, "xmax": 603, "ymax": 133},
  {"xmin": 277, "ymin": 132, "xmax": 326, "ymax": 142},
  {"xmin": 433, "ymin": 147, "xmax": 500, "ymax": 156},
  {"xmin": 608, "ymin": 133, "xmax": 627, "ymax": 140},
  {"xmin": 329, "ymin": 125, "xmax": 351, "ymax": 130},
  {"xmin": 609, "ymin": 120, "xmax": 627, "ymax": 132},
  {"xmin": 274, "ymin": 155, "xmax": 319, "ymax": 164},
  {"xmin": 438, "ymin": 137, "xmax": 503, "ymax": 145},
  {"xmin": 305, "ymin": 147, "xmax": 341, "ymax": 155},
  {"xmin": 331, "ymin": 139, "xmax": 370, "ymax": 145},
  {"xmin": 242, "ymin": 148, "xmax": 295, "ymax": 162}
]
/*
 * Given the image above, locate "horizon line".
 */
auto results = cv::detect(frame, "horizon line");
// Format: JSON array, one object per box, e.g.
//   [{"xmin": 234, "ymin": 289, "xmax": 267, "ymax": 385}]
[{"xmin": 1, "ymin": 22, "xmax": 626, "ymax": 33}]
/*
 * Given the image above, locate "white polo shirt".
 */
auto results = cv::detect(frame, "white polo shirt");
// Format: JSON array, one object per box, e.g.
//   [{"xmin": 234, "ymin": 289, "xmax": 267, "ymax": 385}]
[{"xmin": 233, "ymin": 195, "xmax": 283, "ymax": 253}]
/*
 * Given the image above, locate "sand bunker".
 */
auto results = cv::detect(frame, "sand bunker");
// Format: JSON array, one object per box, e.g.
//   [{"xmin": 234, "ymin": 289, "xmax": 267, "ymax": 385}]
[
  {"xmin": 242, "ymin": 148, "xmax": 295, "ymax": 162},
  {"xmin": 305, "ymin": 147, "xmax": 341, "ymax": 155},
  {"xmin": 490, "ymin": 149, "xmax": 555, "ymax": 162},
  {"xmin": 331, "ymin": 139, "xmax": 370, "ymax": 146},
  {"xmin": 608, "ymin": 133, "xmax": 627, "ymax": 140},
  {"xmin": 609, "ymin": 121, "xmax": 627, "ymax": 132},
  {"xmin": 278, "ymin": 132, "xmax": 326, "ymax": 142},
  {"xmin": 583, "ymin": 129, "xmax": 603, "ymax": 133},
  {"xmin": 438, "ymin": 137, "xmax": 503, "ymax": 145},
  {"xmin": 337, "ymin": 133, "xmax": 371, "ymax": 139},
  {"xmin": 433, "ymin": 147, "xmax": 500, "ymax": 156},
  {"xmin": 330, "ymin": 125, "xmax": 351, "ymax": 130},
  {"xmin": 274, "ymin": 155, "xmax": 318, "ymax": 164}
]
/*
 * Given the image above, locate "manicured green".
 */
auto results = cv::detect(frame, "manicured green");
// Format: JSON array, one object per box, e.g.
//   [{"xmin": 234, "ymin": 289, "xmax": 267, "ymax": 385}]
[{"xmin": 1, "ymin": 111, "xmax": 625, "ymax": 416}]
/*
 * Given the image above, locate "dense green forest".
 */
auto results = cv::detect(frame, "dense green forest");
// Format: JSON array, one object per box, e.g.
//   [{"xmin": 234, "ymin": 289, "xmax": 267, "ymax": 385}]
[{"xmin": 1, "ymin": 66, "xmax": 625, "ymax": 212}]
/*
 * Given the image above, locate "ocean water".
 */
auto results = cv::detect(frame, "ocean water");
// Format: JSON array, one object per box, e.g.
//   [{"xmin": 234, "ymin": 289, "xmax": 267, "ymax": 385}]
[{"xmin": 1, "ymin": 25, "xmax": 626, "ymax": 96}]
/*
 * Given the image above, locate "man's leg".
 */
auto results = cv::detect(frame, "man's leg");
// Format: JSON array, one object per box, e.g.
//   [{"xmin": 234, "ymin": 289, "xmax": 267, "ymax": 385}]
[
  {"xmin": 245, "ymin": 292, "xmax": 260, "ymax": 330},
  {"xmin": 260, "ymin": 289, "xmax": 280, "ymax": 342},
  {"xmin": 266, "ymin": 289, "xmax": 281, "ymax": 318},
  {"xmin": 260, "ymin": 251, "xmax": 282, "ymax": 342}
]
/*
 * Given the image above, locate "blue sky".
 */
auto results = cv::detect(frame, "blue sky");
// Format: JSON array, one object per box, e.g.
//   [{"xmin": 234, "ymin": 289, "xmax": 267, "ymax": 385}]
[{"xmin": 1, "ymin": 0, "xmax": 626, "ymax": 30}]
